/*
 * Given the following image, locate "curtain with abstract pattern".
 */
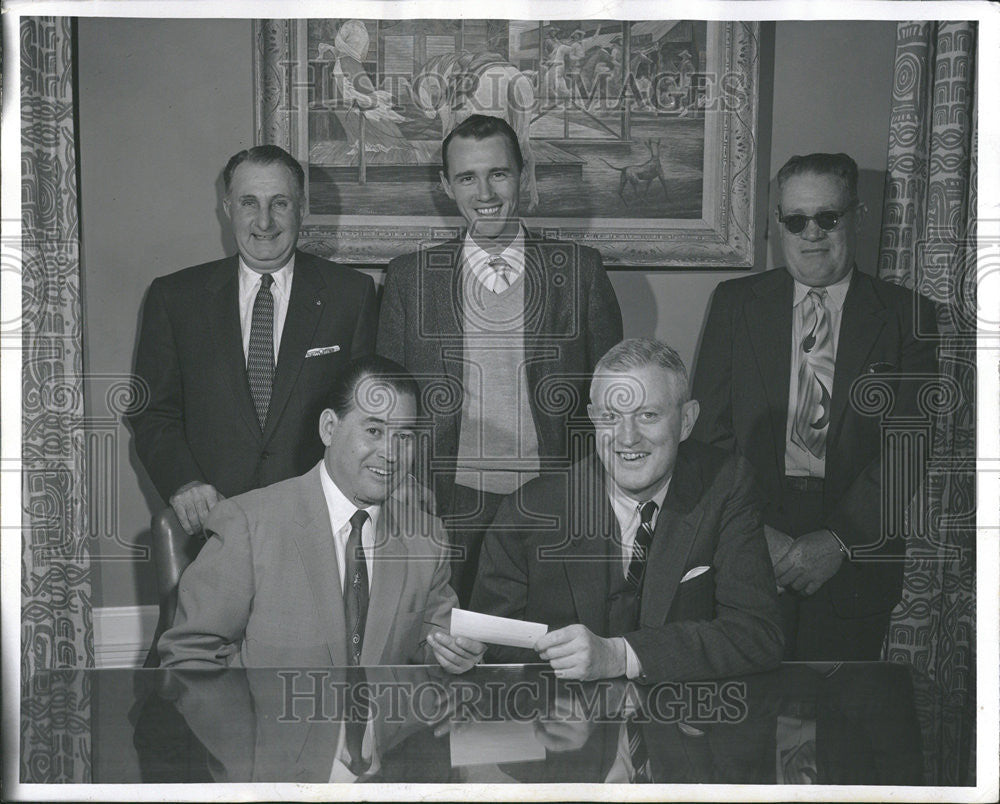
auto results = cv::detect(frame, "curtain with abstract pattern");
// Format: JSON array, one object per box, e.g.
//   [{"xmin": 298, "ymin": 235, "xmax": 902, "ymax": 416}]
[
  {"xmin": 878, "ymin": 20, "xmax": 977, "ymax": 785},
  {"xmin": 20, "ymin": 16, "xmax": 92, "ymax": 783}
]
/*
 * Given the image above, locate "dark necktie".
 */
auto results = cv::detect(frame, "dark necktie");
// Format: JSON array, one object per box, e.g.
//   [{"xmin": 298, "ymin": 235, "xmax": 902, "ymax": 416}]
[
  {"xmin": 246, "ymin": 272, "xmax": 275, "ymax": 430},
  {"xmin": 343, "ymin": 509, "xmax": 370, "ymax": 666},
  {"xmin": 345, "ymin": 666, "xmax": 372, "ymax": 776},
  {"xmin": 625, "ymin": 500, "xmax": 657, "ymax": 591},
  {"xmin": 792, "ymin": 287, "xmax": 835, "ymax": 459}
]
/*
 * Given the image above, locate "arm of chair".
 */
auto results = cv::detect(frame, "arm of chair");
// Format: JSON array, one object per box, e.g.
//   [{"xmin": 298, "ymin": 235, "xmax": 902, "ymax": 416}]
[{"xmin": 144, "ymin": 508, "xmax": 206, "ymax": 667}]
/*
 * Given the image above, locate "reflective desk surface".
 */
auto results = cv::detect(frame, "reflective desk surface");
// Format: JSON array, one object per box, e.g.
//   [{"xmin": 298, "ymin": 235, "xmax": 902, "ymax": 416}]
[{"xmin": 22, "ymin": 662, "xmax": 967, "ymax": 786}]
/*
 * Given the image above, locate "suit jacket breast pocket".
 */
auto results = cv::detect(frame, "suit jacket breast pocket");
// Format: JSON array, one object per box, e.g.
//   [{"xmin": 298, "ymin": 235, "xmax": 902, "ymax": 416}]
[
  {"xmin": 662, "ymin": 568, "xmax": 715, "ymax": 624},
  {"xmin": 302, "ymin": 350, "xmax": 346, "ymax": 390}
]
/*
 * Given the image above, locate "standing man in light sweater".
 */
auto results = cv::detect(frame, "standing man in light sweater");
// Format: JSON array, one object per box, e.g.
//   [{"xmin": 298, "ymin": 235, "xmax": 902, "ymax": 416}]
[{"xmin": 377, "ymin": 115, "xmax": 623, "ymax": 605}]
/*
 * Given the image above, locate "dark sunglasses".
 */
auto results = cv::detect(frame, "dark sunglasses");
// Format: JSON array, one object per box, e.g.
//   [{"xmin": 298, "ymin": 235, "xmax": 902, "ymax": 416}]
[{"xmin": 777, "ymin": 201, "xmax": 858, "ymax": 234}]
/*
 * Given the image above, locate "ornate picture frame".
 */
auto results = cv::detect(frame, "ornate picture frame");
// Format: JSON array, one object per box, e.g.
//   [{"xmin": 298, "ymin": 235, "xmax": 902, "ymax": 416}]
[{"xmin": 254, "ymin": 19, "xmax": 760, "ymax": 267}]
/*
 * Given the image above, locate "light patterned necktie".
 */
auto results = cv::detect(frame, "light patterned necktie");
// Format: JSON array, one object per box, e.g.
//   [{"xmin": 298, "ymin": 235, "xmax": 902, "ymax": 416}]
[
  {"xmin": 246, "ymin": 273, "xmax": 274, "ymax": 430},
  {"xmin": 792, "ymin": 287, "xmax": 835, "ymax": 459},
  {"xmin": 487, "ymin": 255, "xmax": 512, "ymax": 293}
]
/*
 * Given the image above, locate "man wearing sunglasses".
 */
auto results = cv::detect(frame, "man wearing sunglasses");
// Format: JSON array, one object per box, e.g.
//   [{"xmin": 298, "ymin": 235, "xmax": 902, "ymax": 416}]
[{"xmin": 691, "ymin": 152, "xmax": 938, "ymax": 660}]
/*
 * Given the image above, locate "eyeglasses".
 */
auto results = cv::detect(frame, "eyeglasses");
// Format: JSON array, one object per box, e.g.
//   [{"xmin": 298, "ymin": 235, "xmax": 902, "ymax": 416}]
[{"xmin": 777, "ymin": 201, "xmax": 858, "ymax": 234}]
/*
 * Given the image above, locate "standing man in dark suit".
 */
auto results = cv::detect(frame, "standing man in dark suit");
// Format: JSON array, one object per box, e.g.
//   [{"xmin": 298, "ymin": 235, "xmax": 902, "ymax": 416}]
[
  {"xmin": 691, "ymin": 152, "xmax": 938, "ymax": 660},
  {"xmin": 377, "ymin": 114, "xmax": 623, "ymax": 605},
  {"xmin": 129, "ymin": 145, "xmax": 377, "ymax": 535},
  {"xmin": 471, "ymin": 339, "xmax": 784, "ymax": 682}
]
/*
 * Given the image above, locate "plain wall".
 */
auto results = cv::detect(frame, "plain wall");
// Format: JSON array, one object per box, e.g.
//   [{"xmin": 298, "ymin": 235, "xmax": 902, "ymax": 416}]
[
  {"xmin": 613, "ymin": 20, "xmax": 898, "ymax": 368},
  {"xmin": 77, "ymin": 18, "xmax": 898, "ymax": 608},
  {"xmin": 78, "ymin": 18, "xmax": 254, "ymax": 606}
]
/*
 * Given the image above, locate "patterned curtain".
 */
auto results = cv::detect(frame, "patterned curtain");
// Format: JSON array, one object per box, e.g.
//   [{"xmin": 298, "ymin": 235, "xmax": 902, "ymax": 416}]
[
  {"xmin": 20, "ymin": 16, "xmax": 92, "ymax": 783},
  {"xmin": 878, "ymin": 21, "xmax": 976, "ymax": 785}
]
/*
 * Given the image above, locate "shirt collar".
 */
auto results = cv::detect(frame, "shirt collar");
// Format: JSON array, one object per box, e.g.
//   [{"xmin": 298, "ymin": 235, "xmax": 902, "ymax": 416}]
[
  {"xmin": 792, "ymin": 267, "xmax": 853, "ymax": 311},
  {"xmin": 238, "ymin": 253, "xmax": 295, "ymax": 298},
  {"xmin": 319, "ymin": 461, "xmax": 380, "ymax": 534},
  {"xmin": 606, "ymin": 473, "xmax": 672, "ymax": 531},
  {"xmin": 462, "ymin": 224, "xmax": 526, "ymax": 280}
]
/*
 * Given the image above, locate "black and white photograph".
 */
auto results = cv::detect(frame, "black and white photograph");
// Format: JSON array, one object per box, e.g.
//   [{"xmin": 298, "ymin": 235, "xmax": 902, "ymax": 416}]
[{"xmin": 1, "ymin": 0, "xmax": 995, "ymax": 800}]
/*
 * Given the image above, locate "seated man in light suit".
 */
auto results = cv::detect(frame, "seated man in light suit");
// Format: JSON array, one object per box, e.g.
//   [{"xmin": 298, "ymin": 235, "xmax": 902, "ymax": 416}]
[
  {"xmin": 471, "ymin": 339, "xmax": 784, "ymax": 683},
  {"xmin": 158, "ymin": 355, "xmax": 485, "ymax": 672}
]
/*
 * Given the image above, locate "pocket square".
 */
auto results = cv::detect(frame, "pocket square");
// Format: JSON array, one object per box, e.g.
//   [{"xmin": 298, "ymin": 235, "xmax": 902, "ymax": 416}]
[
  {"xmin": 867, "ymin": 361, "xmax": 895, "ymax": 374},
  {"xmin": 305, "ymin": 345, "xmax": 340, "ymax": 358},
  {"xmin": 681, "ymin": 565, "xmax": 711, "ymax": 583}
]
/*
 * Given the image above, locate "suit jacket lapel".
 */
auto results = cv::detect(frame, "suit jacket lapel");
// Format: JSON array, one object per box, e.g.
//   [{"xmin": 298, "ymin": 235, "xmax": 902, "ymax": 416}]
[
  {"xmin": 828, "ymin": 271, "xmax": 888, "ymax": 446},
  {"xmin": 562, "ymin": 457, "xmax": 614, "ymax": 636},
  {"xmin": 286, "ymin": 669, "xmax": 350, "ymax": 782},
  {"xmin": 290, "ymin": 464, "xmax": 349, "ymax": 666},
  {"xmin": 206, "ymin": 257, "xmax": 261, "ymax": 441},
  {"xmin": 640, "ymin": 446, "xmax": 705, "ymax": 627},
  {"xmin": 746, "ymin": 269, "xmax": 794, "ymax": 483},
  {"xmin": 264, "ymin": 252, "xmax": 324, "ymax": 443},
  {"xmin": 360, "ymin": 504, "xmax": 407, "ymax": 665}
]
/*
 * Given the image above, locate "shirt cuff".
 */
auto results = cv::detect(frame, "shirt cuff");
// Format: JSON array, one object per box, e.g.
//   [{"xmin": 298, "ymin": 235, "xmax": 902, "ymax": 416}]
[{"xmin": 622, "ymin": 638, "xmax": 642, "ymax": 679}]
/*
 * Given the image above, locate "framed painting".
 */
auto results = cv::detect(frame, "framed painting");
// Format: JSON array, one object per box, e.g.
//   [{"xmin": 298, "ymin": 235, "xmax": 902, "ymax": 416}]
[{"xmin": 254, "ymin": 19, "xmax": 761, "ymax": 267}]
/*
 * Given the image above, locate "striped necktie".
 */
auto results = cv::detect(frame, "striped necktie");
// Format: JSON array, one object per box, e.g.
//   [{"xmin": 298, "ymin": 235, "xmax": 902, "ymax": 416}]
[
  {"xmin": 791, "ymin": 287, "xmax": 835, "ymax": 459},
  {"xmin": 626, "ymin": 713, "xmax": 652, "ymax": 782},
  {"xmin": 246, "ymin": 272, "xmax": 274, "ymax": 430},
  {"xmin": 626, "ymin": 500, "xmax": 657, "ymax": 590}
]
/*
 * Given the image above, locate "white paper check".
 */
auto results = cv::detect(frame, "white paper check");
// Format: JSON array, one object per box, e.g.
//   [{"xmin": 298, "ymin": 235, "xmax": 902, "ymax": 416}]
[
  {"xmin": 450, "ymin": 608, "xmax": 548, "ymax": 649},
  {"xmin": 449, "ymin": 720, "xmax": 546, "ymax": 767}
]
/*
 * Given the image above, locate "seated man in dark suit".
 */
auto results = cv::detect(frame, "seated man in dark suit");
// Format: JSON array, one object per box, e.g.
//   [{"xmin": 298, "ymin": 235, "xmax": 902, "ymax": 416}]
[
  {"xmin": 471, "ymin": 338, "xmax": 783, "ymax": 682},
  {"xmin": 158, "ymin": 356, "xmax": 484, "ymax": 672}
]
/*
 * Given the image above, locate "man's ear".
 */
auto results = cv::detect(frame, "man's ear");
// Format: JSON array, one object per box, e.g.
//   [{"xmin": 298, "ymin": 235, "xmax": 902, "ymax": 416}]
[
  {"xmin": 439, "ymin": 170, "xmax": 455, "ymax": 201},
  {"xmin": 318, "ymin": 408, "xmax": 339, "ymax": 447},
  {"xmin": 854, "ymin": 201, "xmax": 868, "ymax": 232},
  {"xmin": 679, "ymin": 399, "xmax": 700, "ymax": 442},
  {"xmin": 222, "ymin": 195, "xmax": 232, "ymax": 220}
]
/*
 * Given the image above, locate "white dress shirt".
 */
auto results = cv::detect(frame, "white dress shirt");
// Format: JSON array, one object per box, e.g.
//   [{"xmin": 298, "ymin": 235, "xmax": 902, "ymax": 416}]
[
  {"xmin": 784, "ymin": 270, "xmax": 852, "ymax": 477},
  {"xmin": 605, "ymin": 478, "xmax": 672, "ymax": 679},
  {"xmin": 327, "ymin": 720, "xmax": 380, "ymax": 782},
  {"xmin": 319, "ymin": 462, "xmax": 379, "ymax": 591},
  {"xmin": 237, "ymin": 255, "xmax": 294, "ymax": 363},
  {"xmin": 462, "ymin": 226, "xmax": 526, "ymax": 293}
]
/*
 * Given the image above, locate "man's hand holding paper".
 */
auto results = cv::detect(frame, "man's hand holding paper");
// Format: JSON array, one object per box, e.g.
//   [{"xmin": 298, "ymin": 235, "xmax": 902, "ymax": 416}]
[{"xmin": 535, "ymin": 624, "xmax": 627, "ymax": 681}]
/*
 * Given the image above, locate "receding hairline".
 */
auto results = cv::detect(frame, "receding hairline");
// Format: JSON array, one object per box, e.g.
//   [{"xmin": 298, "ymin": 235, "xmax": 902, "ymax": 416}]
[
  {"xmin": 440, "ymin": 114, "xmax": 524, "ymax": 178},
  {"xmin": 775, "ymin": 153, "xmax": 859, "ymax": 203},
  {"xmin": 442, "ymin": 131, "xmax": 522, "ymax": 176},
  {"xmin": 223, "ymin": 145, "xmax": 306, "ymax": 197},
  {"xmin": 225, "ymin": 160, "xmax": 304, "ymax": 197},
  {"xmin": 589, "ymin": 362, "xmax": 690, "ymax": 406}
]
